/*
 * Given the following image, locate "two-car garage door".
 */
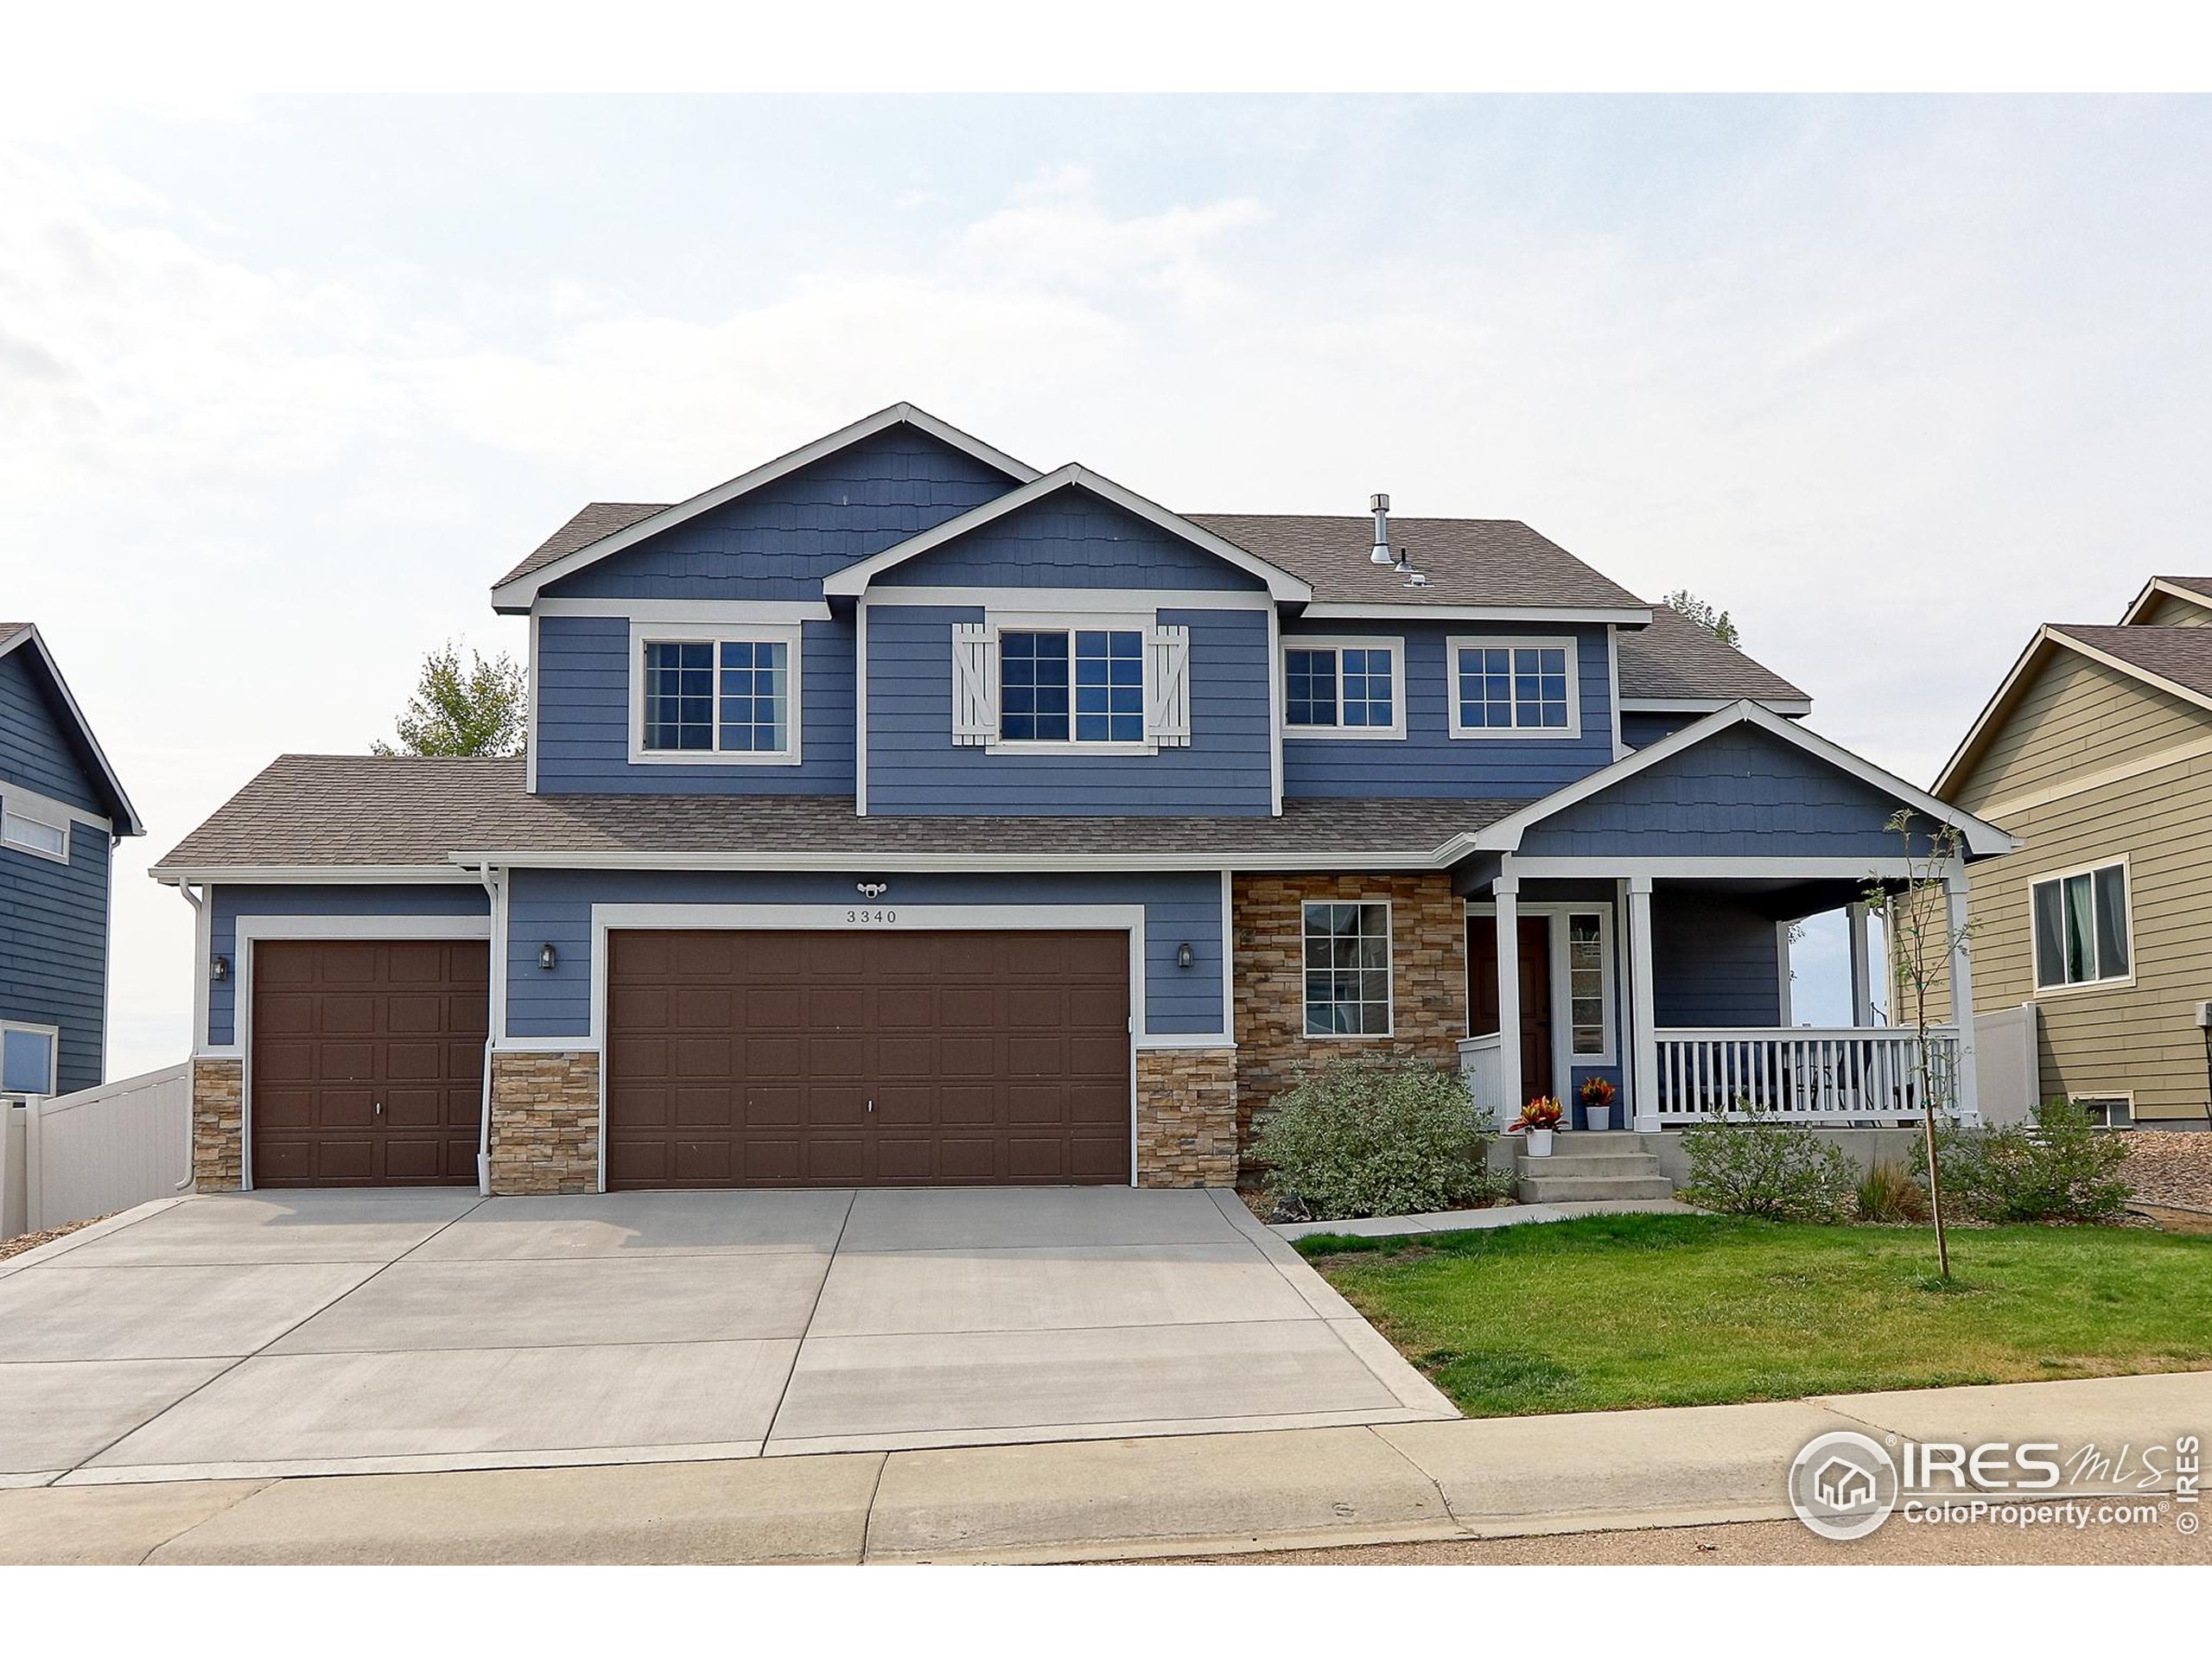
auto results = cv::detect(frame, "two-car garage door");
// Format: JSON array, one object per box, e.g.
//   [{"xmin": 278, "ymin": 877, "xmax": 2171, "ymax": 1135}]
[{"xmin": 602, "ymin": 929, "xmax": 1133, "ymax": 1188}]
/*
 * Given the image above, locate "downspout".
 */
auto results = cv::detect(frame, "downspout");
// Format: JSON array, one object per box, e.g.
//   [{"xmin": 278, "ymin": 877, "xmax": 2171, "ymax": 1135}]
[
  {"xmin": 175, "ymin": 880, "xmax": 207, "ymax": 1191},
  {"xmin": 473, "ymin": 861, "xmax": 504, "ymax": 1196}
]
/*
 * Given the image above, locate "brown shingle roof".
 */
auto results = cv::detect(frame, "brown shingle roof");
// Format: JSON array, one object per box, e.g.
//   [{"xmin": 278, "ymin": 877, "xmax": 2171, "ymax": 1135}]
[
  {"xmin": 1188, "ymin": 514, "xmax": 1647, "ymax": 612},
  {"xmin": 1615, "ymin": 604, "xmax": 1809, "ymax": 705},
  {"xmin": 2050, "ymin": 625, "xmax": 2212, "ymax": 702},
  {"xmin": 501, "ymin": 503, "xmax": 666, "ymax": 588},
  {"xmin": 2152, "ymin": 575, "xmax": 2212, "ymax": 604},
  {"xmin": 152, "ymin": 755, "xmax": 1520, "ymax": 873}
]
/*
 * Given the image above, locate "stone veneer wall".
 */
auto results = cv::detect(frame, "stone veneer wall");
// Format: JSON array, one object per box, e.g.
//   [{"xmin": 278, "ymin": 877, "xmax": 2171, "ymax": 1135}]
[
  {"xmin": 1231, "ymin": 873, "xmax": 1467, "ymax": 1179},
  {"xmin": 190, "ymin": 1056, "xmax": 245, "ymax": 1191},
  {"xmin": 1133, "ymin": 1047, "xmax": 1238, "ymax": 1187},
  {"xmin": 488, "ymin": 1050, "xmax": 602, "ymax": 1195}
]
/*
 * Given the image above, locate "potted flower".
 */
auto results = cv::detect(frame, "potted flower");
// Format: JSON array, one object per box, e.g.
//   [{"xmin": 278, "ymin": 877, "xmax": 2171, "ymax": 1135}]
[
  {"xmin": 1512, "ymin": 1096, "xmax": 1562, "ymax": 1156},
  {"xmin": 1579, "ymin": 1075, "xmax": 1618, "ymax": 1133}
]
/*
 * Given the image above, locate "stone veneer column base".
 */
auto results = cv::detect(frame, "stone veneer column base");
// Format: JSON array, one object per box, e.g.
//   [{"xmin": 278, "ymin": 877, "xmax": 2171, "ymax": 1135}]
[
  {"xmin": 190, "ymin": 1056, "xmax": 245, "ymax": 1192},
  {"xmin": 488, "ymin": 1051, "xmax": 602, "ymax": 1196},
  {"xmin": 1134, "ymin": 1047, "xmax": 1239, "ymax": 1188}
]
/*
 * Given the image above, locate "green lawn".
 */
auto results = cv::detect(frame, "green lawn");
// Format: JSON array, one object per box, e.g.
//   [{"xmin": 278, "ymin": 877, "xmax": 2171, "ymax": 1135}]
[{"xmin": 1298, "ymin": 1214, "xmax": 2212, "ymax": 1417}]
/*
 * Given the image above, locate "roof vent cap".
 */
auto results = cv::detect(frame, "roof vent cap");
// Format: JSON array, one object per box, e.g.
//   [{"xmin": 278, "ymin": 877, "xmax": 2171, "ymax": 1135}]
[{"xmin": 1370, "ymin": 493, "xmax": 1393, "ymax": 565}]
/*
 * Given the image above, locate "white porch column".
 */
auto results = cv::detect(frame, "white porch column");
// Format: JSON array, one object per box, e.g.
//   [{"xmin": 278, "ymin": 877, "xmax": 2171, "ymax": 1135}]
[
  {"xmin": 1944, "ymin": 869, "xmax": 1980, "ymax": 1124},
  {"xmin": 1847, "ymin": 900, "xmax": 1875, "ymax": 1027},
  {"xmin": 1494, "ymin": 879, "xmax": 1522, "ymax": 1119},
  {"xmin": 1627, "ymin": 875, "xmax": 1660, "ymax": 1132}
]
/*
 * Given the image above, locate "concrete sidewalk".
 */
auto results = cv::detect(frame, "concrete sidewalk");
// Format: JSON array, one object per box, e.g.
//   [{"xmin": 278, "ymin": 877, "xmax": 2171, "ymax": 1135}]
[
  {"xmin": 1270, "ymin": 1198, "xmax": 1695, "ymax": 1241},
  {"xmin": 3, "ymin": 1368, "xmax": 2202, "ymax": 1564}
]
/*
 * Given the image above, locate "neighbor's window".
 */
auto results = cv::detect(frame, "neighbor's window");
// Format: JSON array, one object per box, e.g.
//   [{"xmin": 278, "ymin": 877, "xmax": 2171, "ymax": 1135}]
[
  {"xmin": 1284, "ymin": 643, "xmax": 1399, "ymax": 734},
  {"xmin": 2074, "ymin": 1096, "xmax": 2133, "ymax": 1129},
  {"xmin": 1, "ymin": 1026, "xmax": 57, "ymax": 1096},
  {"xmin": 1567, "ymin": 913, "xmax": 1607, "ymax": 1057},
  {"xmin": 1450, "ymin": 638, "xmax": 1575, "ymax": 734},
  {"xmin": 1303, "ymin": 901, "xmax": 1392, "ymax": 1036},
  {"xmin": 1001, "ymin": 628, "xmax": 1143, "ymax": 744},
  {"xmin": 0, "ymin": 801, "xmax": 68, "ymax": 860},
  {"xmin": 641, "ymin": 637, "xmax": 791, "ymax": 756},
  {"xmin": 2031, "ymin": 862, "xmax": 2130, "ymax": 988}
]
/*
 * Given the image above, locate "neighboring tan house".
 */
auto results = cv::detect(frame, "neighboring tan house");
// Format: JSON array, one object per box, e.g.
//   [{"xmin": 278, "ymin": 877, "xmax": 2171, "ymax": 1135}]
[
  {"xmin": 1934, "ymin": 575, "xmax": 2212, "ymax": 1129},
  {"xmin": 153, "ymin": 404, "xmax": 2013, "ymax": 1196},
  {"xmin": 0, "ymin": 623, "xmax": 145, "ymax": 1098}
]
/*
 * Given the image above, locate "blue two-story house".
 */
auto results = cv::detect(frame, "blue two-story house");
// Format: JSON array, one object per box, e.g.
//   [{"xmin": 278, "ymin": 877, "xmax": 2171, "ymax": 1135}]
[
  {"xmin": 3, "ymin": 623, "xmax": 143, "ymax": 1100},
  {"xmin": 155, "ymin": 405, "xmax": 2014, "ymax": 1195}
]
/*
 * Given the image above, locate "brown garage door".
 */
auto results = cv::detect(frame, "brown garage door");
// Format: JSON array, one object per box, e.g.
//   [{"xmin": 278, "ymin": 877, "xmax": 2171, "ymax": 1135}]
[
  {"xmin": 605, "ymin": 929, "xmax": 1131, "ymax": 1188},
  {"xmin": 250, "ymin": 939, "xmax": 487, "ymax": 1187}
]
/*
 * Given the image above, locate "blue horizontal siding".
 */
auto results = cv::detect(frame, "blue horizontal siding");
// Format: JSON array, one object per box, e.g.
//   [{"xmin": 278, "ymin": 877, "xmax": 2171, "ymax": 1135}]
[
  {"xmin": 0, "ymin": 649, "xmax": 103, "ymax": 814},
  {"xmin": 505, "ymin": 868, "xmax": 1225, "ymax": 1040},
  {"xmin": 1516, "ymin": 725, "xmax": 1915, "ymax": 859},
  {"xmin": 875, "ymin": 488, "xmax": 1267, "ymax": 592},
  {"xmin": 1, "ymin": 823, "xmax": 111, "ymax": 1093},
  {"xmin": 864, "ymin": 606, "xmax": 1273, "ymax": 816},
  {"xmin": 1621, "ymin": 710, "xmax": 1701, "ymax": 749},
  {"xmin": 1653, "ymin": 890, "xmax": 1783, "ymax": 1027},
  {"xmin": 532, "ymin": 613, "xmax": 855, "ymax": 796},
  {"xmin": 207, "ymin": 884, "xmax": 491, "ymax": 1047},
  {"xmin": 542, "ymin": 427, "xmax": 1017, "ymax": 602},
  {"xmin": 1282, "ymin": 622, "xmax": 1616, "ymax": 800}
]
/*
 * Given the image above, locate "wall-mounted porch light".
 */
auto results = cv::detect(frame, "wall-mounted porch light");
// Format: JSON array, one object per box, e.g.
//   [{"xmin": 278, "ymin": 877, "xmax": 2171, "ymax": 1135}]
[
  {"xmin": 1175, "ymin": 942, "xmax": 1195, "ymax": 969},
  {"xmin": 538, "ymin": 943, "xmax": 559, "ymax": 971},
  {"xmin": 210, "ymin": 954, "xmax": 230, "ymax": 982}
]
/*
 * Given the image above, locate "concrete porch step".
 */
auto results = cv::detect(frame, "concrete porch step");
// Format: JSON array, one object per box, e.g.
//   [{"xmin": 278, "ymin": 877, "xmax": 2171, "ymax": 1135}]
[
  {"xmin": 1511, "ymin": 1153, "xmax": 1658, "ymax": 1179},
  {"xmin": 1516, "ymin": 1173, "xmax": 1677, "ymax": 1204}
]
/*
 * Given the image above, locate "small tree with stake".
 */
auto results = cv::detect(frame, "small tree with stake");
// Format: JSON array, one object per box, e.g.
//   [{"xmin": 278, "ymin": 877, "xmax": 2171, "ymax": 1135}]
[{"xmin": 1860, "ymin": 809, "xmax": 1967, "ymax": 1281}]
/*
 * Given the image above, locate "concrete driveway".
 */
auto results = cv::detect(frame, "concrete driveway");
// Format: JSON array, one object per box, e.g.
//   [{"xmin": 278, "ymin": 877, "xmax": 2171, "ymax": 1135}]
[{"xmin": 1, "ymin": 1186, "xmax": 1453, "ymax": 1485}]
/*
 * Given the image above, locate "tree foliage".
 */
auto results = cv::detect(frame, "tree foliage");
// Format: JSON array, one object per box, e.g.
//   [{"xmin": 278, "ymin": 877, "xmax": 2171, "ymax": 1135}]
[
  {"xmin": 372, "ymin": 641, "xmax": 528, "ymax": 758},
  {"xmin": 1679, "ymin": 1103, "xmax": 1857, "ymax": 1222},
  {"xmin": 1663, "ymin": 588, "xmax": 1741, "ymax": 649}
]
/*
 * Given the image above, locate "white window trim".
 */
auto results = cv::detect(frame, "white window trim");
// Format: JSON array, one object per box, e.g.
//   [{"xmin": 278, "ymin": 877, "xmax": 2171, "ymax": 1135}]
[
  {"xmin": 1465, "ymin": 900, "xmax": 1619, "ymax": 1077},
  {"xmin": 1446, "ymin": 633, "xmax": 1582, "ymax": 741},
  {"xmin": 0, "ymin": 780, "xmax": 99, "ymax": 865},
  {"xmin": 1300, "ymin": 898, "xmax": 1395, "ymax": 1039},
  {"xmin": 984, "ymin": 609, "xmax": 1160, "ymax": 757},
  {"xmin": 1281, "ymin": 635, "xmax": 1407, "ymax": 741},
  {"xmin": 2029, "ymin": 855, "xmax": 2135, "ymax": 997},
  {"xmin": 1, "ymin": 800, "xmax": 70, "ymax": 862},
  {"xmin": 627, "ymin": 620, "xmax": 804, "ymax": 767},
  {"xmin": 0, "ymin": 1019, "xmax": 60, "ymax": 1096},
  {"xmin": 2073, "ymin": 1092, "xmax": 2134, "ymax": 1128}
]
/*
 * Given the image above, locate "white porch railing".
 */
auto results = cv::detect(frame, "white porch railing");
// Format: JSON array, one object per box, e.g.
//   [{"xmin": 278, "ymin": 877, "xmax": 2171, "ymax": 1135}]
[
  {"xmin": 1654, "ymin": 1027, "xmax": 1959, "ymax": 1125},
  {"xmin": 1457, "ymin": 1033, "xmax": 1504, "ymax": 1119}
]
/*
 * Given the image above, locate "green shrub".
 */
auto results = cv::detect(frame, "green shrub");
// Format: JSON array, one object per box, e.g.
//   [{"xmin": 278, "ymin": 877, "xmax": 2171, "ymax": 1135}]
[
  {"xmin": 1856, "ymin": 1159, "xmax": 1930, "ymax": 1224},
  {"xmin": 1254, "ymin": 1057, "xmax": 1508, "ymax": 1221},
  {"xmin": 1679, "ymin": 1103, "xmax": 1856, "ymax": 1222},
  {"xmin": 1936, "ymin": 1099, "xmax": 2134, "ymax": 1224}
]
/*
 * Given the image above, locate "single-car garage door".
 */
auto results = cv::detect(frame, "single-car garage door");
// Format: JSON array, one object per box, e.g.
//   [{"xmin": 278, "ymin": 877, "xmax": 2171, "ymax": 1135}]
[
  {"xmin": 605, "ymin": 929, "xmax": 1131, "ymax": 1188},
  {"xmin": 250, "ymin": 939, "xmax": 487, "ymax": 1187}
]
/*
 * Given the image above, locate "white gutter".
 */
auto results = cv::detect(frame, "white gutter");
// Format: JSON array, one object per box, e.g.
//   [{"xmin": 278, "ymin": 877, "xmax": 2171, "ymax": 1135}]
[{"xmin": 468, "ymin": 861, "xmax": 504, "ymax": 1196}]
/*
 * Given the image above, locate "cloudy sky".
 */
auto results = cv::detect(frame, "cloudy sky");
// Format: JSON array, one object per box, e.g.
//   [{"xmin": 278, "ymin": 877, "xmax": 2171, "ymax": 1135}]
[{"xmin": 7, "ymin": 95, "xmax": 2207, "ymax": 1071}]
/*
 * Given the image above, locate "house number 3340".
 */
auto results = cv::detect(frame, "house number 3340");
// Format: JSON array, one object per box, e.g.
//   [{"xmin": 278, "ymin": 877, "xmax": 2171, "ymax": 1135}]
[{"xmin": 845, "ymin": 908, "xmax": 897, "ymax": 925}]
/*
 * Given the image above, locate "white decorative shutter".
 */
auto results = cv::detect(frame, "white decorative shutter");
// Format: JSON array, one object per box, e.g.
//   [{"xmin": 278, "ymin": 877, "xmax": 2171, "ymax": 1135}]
[
  {"xmin": 951, "ymin": 623, "xmax": 997, "ymax": 746},
  {"xmin": 1147, "ymin": 624, "xmax": 1192, "ymax": 748}
]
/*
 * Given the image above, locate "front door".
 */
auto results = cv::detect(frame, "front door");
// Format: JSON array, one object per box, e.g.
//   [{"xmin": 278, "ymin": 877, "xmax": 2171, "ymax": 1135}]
[{"xmin": 1468, "ymin": 917, "xmax": 1555, "ymax": 1105}]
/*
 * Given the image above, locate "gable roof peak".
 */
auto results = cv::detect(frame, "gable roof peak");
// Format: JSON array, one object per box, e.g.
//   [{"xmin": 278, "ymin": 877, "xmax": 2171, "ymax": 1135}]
[{"xmin": 0, "ymin": 622, "xmax": 144, "ymax": 836}]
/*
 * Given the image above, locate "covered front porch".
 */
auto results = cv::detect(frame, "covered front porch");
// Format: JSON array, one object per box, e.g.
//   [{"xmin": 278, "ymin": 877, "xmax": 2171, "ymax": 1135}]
[
  {"xmin": 1437, "ymin": 702, "xmax": 2015, "ymax": 1134},
  {"xmin": 1455, "ymin": 864, "xmax": 1972, "ymax": 1131}
]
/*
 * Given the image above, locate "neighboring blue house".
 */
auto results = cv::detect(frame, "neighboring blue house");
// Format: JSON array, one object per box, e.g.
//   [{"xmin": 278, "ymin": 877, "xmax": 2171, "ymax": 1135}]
[
  {"xmin": 2, "ymin": 624, "xmax": 144, "ymax": 1099},
  {"xmin": 154, "ymin": 405, "xmax": 2015, "ymax": 1194}
]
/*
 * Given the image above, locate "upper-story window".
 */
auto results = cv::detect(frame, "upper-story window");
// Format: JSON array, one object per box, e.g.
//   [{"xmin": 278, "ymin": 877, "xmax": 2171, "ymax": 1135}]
[
  {"xmin": 0, "ymin": 793, "xmax": 69, "ymax": 861},
  {"xmin": 1448, "ymin": 636, "xmax": 1579, "ymax": 738},
  {"xmin": 1001, "ymin": 628, "xmax": 1145, "ymax": 744},
  {"xmin": 952, "ymin": 613, "xmax": 1190, "ymax": 754},
  {"xmin": 2032, "ymin": 860, "xmax": 2130, "ymax": 990},
  {"xmin": 1282, "ymin": 639, "xmax": 1403, "ymax": 739},
  {"xmin": 631, "ymin": 623, "xmax": 802, "ymax": 766}
]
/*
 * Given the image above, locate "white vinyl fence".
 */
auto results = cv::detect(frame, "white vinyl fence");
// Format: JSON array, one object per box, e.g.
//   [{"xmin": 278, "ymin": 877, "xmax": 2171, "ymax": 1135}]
[
  {"xmin": 1, "ymin": 1064, "xmax": 191, "ymax": 1239},
  {"xmin": 1972, "ymin": 1002, "xmax": 2040, "ymax": 1128}
]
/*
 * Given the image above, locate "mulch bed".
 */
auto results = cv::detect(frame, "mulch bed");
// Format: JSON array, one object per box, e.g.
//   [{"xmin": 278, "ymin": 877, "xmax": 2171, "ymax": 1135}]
[
  {"xmin": 0, "ymin": 1214, "xmax": 105, "ymax": 1263},
  {"xmin": 2121, "ymin": 1130, "xmax": 2212, "ymax": 1214}
]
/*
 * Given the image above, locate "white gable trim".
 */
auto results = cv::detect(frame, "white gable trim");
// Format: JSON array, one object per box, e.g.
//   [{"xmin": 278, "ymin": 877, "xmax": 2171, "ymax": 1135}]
[
  {"xmin": 1618, "ymin": 696, "xmax": 1813, "ymax": 716},
  {"xmin": 0, "ymin": 625, "xmax": 143, "ymax": 837},
  {"xmin": 489, "ymin": 404, "xmax": 1039, "ymax": 613},
  {"xmin": 1452, "ymin": 699, "xmax": 2018, "ymax": 860},
  {"xmin": 1933, "ymin": 625, "xmax": 2212, "ymax": 801},
  {"xmin": 820, "ymin": 464, "xmax": 1314, "ymax": 603},
  {"xmin": 2119, "ymin": 576, "xmax": 2212, "ymax": 625}
]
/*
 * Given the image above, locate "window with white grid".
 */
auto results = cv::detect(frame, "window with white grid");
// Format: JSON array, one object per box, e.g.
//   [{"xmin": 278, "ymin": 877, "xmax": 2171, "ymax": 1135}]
[{"xmin": 1303, "ymin": 900, "xmax": 1393, "ymax": 1037}]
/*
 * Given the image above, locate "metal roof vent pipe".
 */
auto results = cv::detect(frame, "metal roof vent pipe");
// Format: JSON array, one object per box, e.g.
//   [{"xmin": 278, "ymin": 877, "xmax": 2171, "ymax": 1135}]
[{"xmin": 1370, "ymin": 493, "xmax": 1394, "ymax": 564}]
